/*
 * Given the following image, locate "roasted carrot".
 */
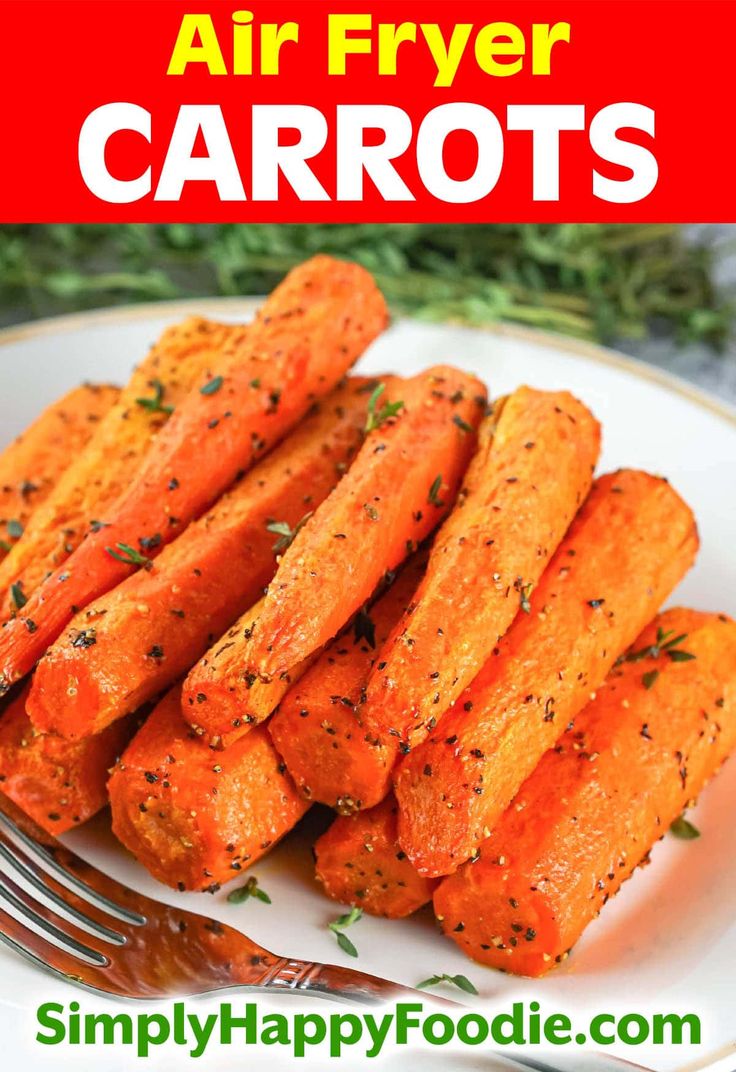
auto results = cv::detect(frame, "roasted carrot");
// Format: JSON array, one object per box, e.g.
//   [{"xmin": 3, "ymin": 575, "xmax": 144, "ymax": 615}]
[
  {"xmin": 315, "ymin": 795, "xmax": 438, "ymax": 918},
  {"xmin": 0, "ymin": 256, "xmax": 388, "ymax": 694},
  {"xmin": 360, "ymin": 387, "xmax": 600, "ymax": 748},
  {"xmin": 0, "ymin": 683, "xmax": 137, "ymax": 836},
  {"xmin": 221, "ymin": 365, "xmax": 486, "ymax": 698},
  {"xmin": 27, "ymin": 378, "xmax": 372, "ymax": 739},
  {"xmin": 394, "ymin": 470, "xmax": 699, "ymax": 877},
  {"xmin": 434, "ymin": 608, "xmax": 736, "ymax": 976},
  {"xmin": 268, "ymin": 555, "xmax": 428, "ymax": 811},
  {"xmin": 108, "ymin": 688, "xmax": 309, "ymax": 891},
  {"xmin": 0, "ymin": 317, "xmax": 236, "ymax": 620},
  {"xmin": 0, "ymin": 383, "xmax": 119, "ymax": 565}
]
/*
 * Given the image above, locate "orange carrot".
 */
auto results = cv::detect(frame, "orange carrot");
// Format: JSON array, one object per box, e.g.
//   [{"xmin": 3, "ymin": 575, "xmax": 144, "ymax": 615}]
[
  {"xmin": 0, "ymin": 256, "xmax": 387, "ymax": 694},
  {"xmin": 0, "ymin": 383, "xmax": 119, "ymax": 565},
  {"xmin": 27, "ymin": 378, "xmax": 372, "ymax": 739},
  {"xmin": 0, "ymin": 683, "xmax": 137, "ymax": 836},
  {"xmin": 108, "ymin": 688, "xmax": 309, "ymax": 891},
  {"xmin": 394, "ymin": 470, "xmax": 699, "ymax": 877},
  {"xmin": 434, "ymin": 608, "xmax": 736, "ymax": 976},
  {"xmin": 315, "ymin": 795, "xmax": 438, "ymax": 918},
  {"xmin": 0, "ymin": 317, "xmax": 236, "ymax": 619},
  {"xmin": 360, "ymin": 387, "xmax": 600, "ymax": 748},
  {"xmin": 212, "ymin": 365, "xmax": 487, "ymax": 696},
  {"xmin": 269, "ymin": 555, "xmax": 428, "ymax": 811}
]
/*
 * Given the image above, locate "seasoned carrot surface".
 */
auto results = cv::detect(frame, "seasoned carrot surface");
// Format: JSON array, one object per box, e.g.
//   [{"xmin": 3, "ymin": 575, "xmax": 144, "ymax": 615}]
[
  {"xmin": 0, "ymin": 318, "xmax": 234, "ymax": 621},
  {"xmin": 434, "ymin": 609, "xmax": 736, "ymax": 976},
  {"xmin": 315, "ymin": 795, "xmax": 438, "ymax": 918},
  {"xmin": 0, "ymin": 257, "xmax": 387, "ymax": 693},
  {"xmin": 0, "ymin": 683, "xmax": 137, "ymax": 836},
  {"xmin": 361, "ymin": 387, "xmax": 600, "ymax": 748},
  {"xmin": 27, "ymin": 378, "xmax": 372, "ymax": 739},
  {"xmin": 109, "ymin": 689, "xmax": 309, "ymax": 891},
  {"xmin": 236, "ymin": 365, "xmax": 486, "ymax": 691},
  {"xmin": 269, "ymin": 555, "xmax": 428, "ymax": 811},
  {"xmin": 0, "ymin": 383, "xmax": 119, "ymax": 565},
  {"xmin": 394, "ymin": 470, "xmax": 699, "ymax": 877}
]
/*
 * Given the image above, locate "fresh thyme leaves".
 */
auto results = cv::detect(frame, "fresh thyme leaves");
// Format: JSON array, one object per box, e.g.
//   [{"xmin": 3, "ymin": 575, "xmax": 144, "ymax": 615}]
[
  {"xmin": 105, "ymin": 542, "xmax": 152, "ymax": 568},
  {"xmin": 328, "ymin": 906, "xmax": 362, "ymax": 957},
  {"xmin": 90, "ymin": 519, "xmax": 110, "ymax": 533},
  {"xmin": 625, "ymin": 627, "xmax": 695, "ymax": 666},
  {"xmin": 365, "ymin": 383, "xmax": 404, "ymax": 434},
  {"xmin": 0, "ymin": 539, "xmax": 11, "ymax": 553},
  {"xmin": 417, "ymin": 973, "xmax": 479, "ymax": 996},
  {"xmin": 266, "ymin": 511, "xmax": 313, "ymax": 554},
  {"xmin": 6, "ymin": 519, "xmax": 23, "ymax": 539},
  {"xmin": 453, "ymin": 414, "xmax": 473, "ymax": 433},
  {"xmin": 428, "ymin": 474, "xmax": 444, "ymax": 507},
  {"xmin": 200, "ymin": 375, "xmax": 224, "ymax": 396},
  {"xmin": 10, "ymin": 582, "xmax": 26, "ymax": 611},
  {"xmin": 227, "ymin": 876, "xmax": 272, "ymax": 905},
  {"xmin": 135, "ymin": 378, "xmax": 173, "ymax": 415},
  {"xmin": 670, "ymin": 815, "xmax": 700, "ymax": 840},
  {"xmin": 642, "ymin": 669, "xmax": 659, "ymax": 690},
  {"xmin": 354, "ymin": 606, "xmax": 377, "ymax": 649},
  {"xmin": 519, "ymin": 582, "xmax": 533, "ymax": 614}
]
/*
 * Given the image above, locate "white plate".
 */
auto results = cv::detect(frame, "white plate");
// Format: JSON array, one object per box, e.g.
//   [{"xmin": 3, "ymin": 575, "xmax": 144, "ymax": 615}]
[{"xmin": 1, "ymin": 301, "xmax": 735, "ymax": 1072}]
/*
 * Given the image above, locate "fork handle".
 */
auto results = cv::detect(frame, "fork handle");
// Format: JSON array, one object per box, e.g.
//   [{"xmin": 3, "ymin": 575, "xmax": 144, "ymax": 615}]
[{"xmin": 257, "ymin": 956, "xmax": 436, "ymax": 1005}]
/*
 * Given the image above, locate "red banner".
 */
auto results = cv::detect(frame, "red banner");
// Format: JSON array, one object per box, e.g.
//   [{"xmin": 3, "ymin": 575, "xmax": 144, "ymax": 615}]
[{"xmin": 2, "ymin": 0, "xmax": 734, "ymax": 222}]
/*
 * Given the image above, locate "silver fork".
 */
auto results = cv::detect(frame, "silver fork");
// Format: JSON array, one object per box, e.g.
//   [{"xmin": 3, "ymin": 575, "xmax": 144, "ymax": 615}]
[{"xmin": 0, "ymin": 802, "xmax": 654, "ymax": 1071}]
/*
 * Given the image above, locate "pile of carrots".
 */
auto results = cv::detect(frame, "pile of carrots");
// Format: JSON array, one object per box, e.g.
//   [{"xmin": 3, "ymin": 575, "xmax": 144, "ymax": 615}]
[{"xmin": 0, "ymin": 254, "xmax": 734, "ymax": 979}]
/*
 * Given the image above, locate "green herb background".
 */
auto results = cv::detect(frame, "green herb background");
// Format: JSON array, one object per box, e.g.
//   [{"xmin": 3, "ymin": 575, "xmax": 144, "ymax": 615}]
[{"xmin": 1, "ymin": 224, "xmax": 734, "ymax": 397}]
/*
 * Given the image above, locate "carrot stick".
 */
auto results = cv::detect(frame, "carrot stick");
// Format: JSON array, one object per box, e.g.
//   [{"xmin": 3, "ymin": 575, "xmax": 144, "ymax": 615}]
[
  {"xmin": 108, "ymin": 688, "xmax": 309, "ymax": 891},
  {"xmin": 315, "ymin": 795, "xmax": 439, "ymax": 918},
  {"xmin": 0, "ymin": 317, "xmax": 236, "ymax": 619},
  {"xmin": 226, "ymin": 365, "xmax": 487, "ymax": 698},
  {"xmin": 360, "ymin": 387, "xmax": 600, "ymax": 748},
  {"xmin": 0, "ymin": 383, "xmax": 119, "ymax": 566},
  {"xmin": 434, "ymin": 608, "xmax": 736, "ymax": 976},
  {"xmin": 0, "ymin": 256, "xmax": 388, "ymax": 693},
  {"xmin": 0, "ymin": 683, "xmax": 137, "ymax": 836},
  {"xmin": 394, "ymin": 470, "xmax": 699, "ymax": 877},
  {"xmin": 26, "ymin": 378, "xmax": 372, "ymax": 739},
  {"xmin": 269, "ymin": 555, "xmax": 428, "ymax": 811}
]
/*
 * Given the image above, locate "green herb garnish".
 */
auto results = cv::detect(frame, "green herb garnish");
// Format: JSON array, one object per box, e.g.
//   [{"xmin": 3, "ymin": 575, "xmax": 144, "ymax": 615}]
[
  {"xmin": 625, "ymin": 628, "xmax": 695, "ymax": 666},
  {"xmin": 417, "ymin": 973, "xmax": 479, "ymax": 996},
  {"xmin": 227, "ymin": 876, "xmax": 272, "ymax": 905},
  {"xmin": 105, "ymin": 542, "xmax": 152, "ymax": 568},
  {"xmin": 266, "ymin": 511, "xmax": 313, "ymax": 553},
  {"xmin": 519, "ymin": 582, "xmax": 533, "ymax": 614},
  {"xmin": 0, "ymin": 539, "xmax": 11, "ymax": 553},
  {"xmin": 6, "ymin": 519, "xmax": 23, "ymax": 539},
  {"xmin": 200, "ymin": 375, "xmax": 223, "ymax": 396},
  {"xmin": 10, "ymin": 582, "xmax": 26, "ymax": 611},
  {"xmin": 135, "ymin": 379, "xmax": 173, "ymax": 415},
  {"xmin": 328, "ymin": 906, "xmax": 362, "ymax": 958},
  {"xmin": 670, "ymin": 815, "xmax": 700, "ymax": 840},
  {"xmin": 428, "ymin": 475, "xmax": 444, "ymax": 507},
  {"xmin": 453, "ymin": 415, "xmax": 473, "ymax": 433},
  {"xmin": 642, "ymin": 669, "xmax": 659, "ymax": 690},
  {"xmin": 365, "ymin": 383, "xmax": 404, "ymax": 434}
]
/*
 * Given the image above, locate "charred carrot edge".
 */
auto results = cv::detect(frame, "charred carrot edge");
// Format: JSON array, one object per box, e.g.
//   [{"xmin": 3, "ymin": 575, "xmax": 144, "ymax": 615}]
[
  {"xmin": 394, "ymin": 470, "xmax": 699, "ymax": 878},
  {"xmin": 109, "ymin": 688, "xmax": 309, "ymax": 891},
  {"xmin": 236, "ymin": 365, "xmax": 487, "ymax": 693},
  {"xmin": 182, "ymin": 598, "xmax": 322, "ymax": 749},
  {"xmin": 315, "ymin": 794, "xmax": 438, "ymax": 919},
  {"xmin": 0, "ymin": 682, "xmax": 138, "ymax": 836},
  {"xmin": 0, "ymin": 318, "xmax": 236, "ymax": 620},
  {"xmin": 434, "ymin": 608, "xmax": 736, "ymax": 976},
  {"xmin": 269, "ymin": 554, "xmax": 428, "ymax": 812},
  {"xmin": 27, "ymin": 378, "xmax": 372, "ymax": 740},
  {"xmin": 360, "ymin": 387, "xmax": 600, "ymax": 748},
  {"xmin": 0, "ymin": 256, "xmax": 388, "ymax": 694},
  {"xmin": 0, "ymin": 383, "xmax": 120, "ymax": 567}
]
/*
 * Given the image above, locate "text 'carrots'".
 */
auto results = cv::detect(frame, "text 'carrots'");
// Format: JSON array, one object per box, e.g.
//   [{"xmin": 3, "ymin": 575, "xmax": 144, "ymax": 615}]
[
  {"xmin": 109, "ymin": 688, "xmax": 309, "ymax": 892},
  {"xmin": 434, "ymin": 608, "xmax": 736, "ymax": 976},
  {"xmin": 394, "ymin": 470, "xmax": 699, "ymax": 877},
  {"xmin": 360, "ymin": 386, "xmax": 600, "ymax": 749},
  {"xmin": 0, "ymin": 256, "xmax": 387, "ymax": 694},
  {"xmin": 27, "ymin": 378, "xmax": 372, "ymax": 739}
]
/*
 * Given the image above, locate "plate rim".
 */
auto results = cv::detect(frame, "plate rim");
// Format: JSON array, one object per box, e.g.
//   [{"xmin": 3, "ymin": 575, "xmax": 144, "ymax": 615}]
[{"xmin": 1, "ymin": 296, "xmax": 734, "ymax": 431}]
